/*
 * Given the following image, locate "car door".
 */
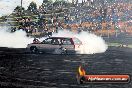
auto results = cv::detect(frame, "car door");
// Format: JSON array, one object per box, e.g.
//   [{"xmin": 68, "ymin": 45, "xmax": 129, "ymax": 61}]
[
  {"xmin": 40, "ymin": 38, "xmax": 60, "ymax": 53},
  {"xmin": 61, "ymin": 38, "xmax": 75, "ymax": 53},
  {"xmin": 50, "ymin": 38, "xmax": 61, "ymax": 53},
  {"xmin": 39, "ymin": 38, "xmax": 54, "ymax": 53}
]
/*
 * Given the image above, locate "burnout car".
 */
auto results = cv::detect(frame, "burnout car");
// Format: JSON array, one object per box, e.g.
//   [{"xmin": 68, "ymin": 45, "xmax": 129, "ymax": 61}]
[{"xmin": 27, "ymin": 37, "xmax": 82, "ymax": 54}]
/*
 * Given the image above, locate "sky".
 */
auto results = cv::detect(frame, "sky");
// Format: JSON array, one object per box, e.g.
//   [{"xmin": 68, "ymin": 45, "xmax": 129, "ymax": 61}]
[{"xmin": 0, "ymin": 0, "xmax": 46, "ymax": 16}]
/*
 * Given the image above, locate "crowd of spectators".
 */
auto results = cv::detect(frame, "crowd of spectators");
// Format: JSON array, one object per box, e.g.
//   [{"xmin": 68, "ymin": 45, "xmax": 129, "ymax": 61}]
[
  {"xmin": 11, "ymin": 1, "xmax": 132, "ymax": 37},
  {"xmin": 67, "ymin": 1, "xmax": 131, "ymax": 33},
  {"xmin": 62, "ymin": 2, "xmax": 132, "ymax": 33}
]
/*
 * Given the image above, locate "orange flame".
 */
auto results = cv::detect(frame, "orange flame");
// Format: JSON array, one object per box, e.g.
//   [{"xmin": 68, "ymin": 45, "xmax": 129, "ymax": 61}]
[{"xmin": 78, "ymin": 66, "xmax": 86, "ymax": 76}]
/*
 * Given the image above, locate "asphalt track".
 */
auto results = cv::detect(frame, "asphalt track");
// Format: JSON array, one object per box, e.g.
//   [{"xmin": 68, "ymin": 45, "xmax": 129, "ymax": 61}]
[{"xmin": 0, "ymin": 46, "xmax": 132, "ymax": 88}]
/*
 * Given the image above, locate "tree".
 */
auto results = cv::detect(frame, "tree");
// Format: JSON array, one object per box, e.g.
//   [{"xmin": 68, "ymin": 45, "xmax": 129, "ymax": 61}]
[
  {"xmin": 53, "ymin": 0, "xmax": 68, "ymax": 7},
  {"xmin": 14, "ymin": 6, "xmax": 25, "ymax": 13},
  {"xmin": 42, "ymin": 0, "xmax": 53, "ymax": 7},
  {"xmin": 27, "ymin": 1, "xmax": 37, "ymax": 13},
  {"xmin": 43, "ymin": 0, "xmax": 49, "ymax": 3}
]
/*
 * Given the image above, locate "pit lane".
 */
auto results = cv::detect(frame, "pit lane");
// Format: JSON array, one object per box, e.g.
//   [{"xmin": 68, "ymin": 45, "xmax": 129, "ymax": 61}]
[{"xmin": 0, "ymin": 46, "xmax": 132, "ymax": 88}]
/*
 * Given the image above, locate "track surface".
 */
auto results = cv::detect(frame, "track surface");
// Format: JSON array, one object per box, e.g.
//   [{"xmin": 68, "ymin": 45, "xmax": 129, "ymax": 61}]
[{"xmin": 0, "ymin": 47, "xmax": 132, "ymax": 88}]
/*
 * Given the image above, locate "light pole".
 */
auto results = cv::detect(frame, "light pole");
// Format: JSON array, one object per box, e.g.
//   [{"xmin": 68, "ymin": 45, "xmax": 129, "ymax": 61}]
[
  {"xmin": 21, "ymin": 0, "xmax": 23, "ymax": 8},
  {"xmin": 21, "ymin": 0, "xmax": 23, "ymax": 16}
]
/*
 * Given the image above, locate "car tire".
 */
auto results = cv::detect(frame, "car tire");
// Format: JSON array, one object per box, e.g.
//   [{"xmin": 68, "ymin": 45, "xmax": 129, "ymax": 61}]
[{"xmin": 30, "ymin": 46, "xmax": 39, "ymax": 53}]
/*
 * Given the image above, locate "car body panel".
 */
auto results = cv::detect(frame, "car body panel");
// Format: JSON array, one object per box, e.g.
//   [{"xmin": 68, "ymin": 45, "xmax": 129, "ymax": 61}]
[{"xmin": 27, "ymin": 37, "xmax": 82, "ymax": 54}]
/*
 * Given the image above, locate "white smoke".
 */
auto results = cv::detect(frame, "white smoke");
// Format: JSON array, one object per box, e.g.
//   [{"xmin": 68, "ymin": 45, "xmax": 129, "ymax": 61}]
[
  {"xmin": 0, "ymin": 26, "xmax": 108, "ymax": 54},
  {"xmin": 76, "ymin": 32, "xmax": 108, "ymax": 54},
  {"xmin": 53, "ymin": 30, "xmax": 108, "ymax": 54},
  {"xmin": 0, "ymin": 27, "xmax": 33, "ymax": 48}
]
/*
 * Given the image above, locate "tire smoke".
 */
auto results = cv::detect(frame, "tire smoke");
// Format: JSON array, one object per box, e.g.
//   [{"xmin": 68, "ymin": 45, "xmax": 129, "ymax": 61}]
[
  {"xmin": 53, "ymin": 30, "xmax": 108, "ymax": 54},
  {"xmin": 0, "ymin": 27, "xmax": 33, "ymax": 48},
  {"xmin": 0, "ymin": 26, "xmax": 108, "ymax": 54}
]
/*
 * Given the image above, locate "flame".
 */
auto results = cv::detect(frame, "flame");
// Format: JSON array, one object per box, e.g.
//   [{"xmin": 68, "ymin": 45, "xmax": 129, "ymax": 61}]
[{"xmin": 78, "ymin": 66, "xmax": 86, "ymax": 76}]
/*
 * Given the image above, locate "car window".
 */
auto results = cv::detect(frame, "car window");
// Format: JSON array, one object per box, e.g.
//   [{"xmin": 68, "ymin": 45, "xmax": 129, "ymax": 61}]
[
  {"xmin": 62, "ymin": 38, "xmax": 72, "ymax": 45},
  {"xmin": 51, "ymin": 39, "xmax": 60, "ymax": 45},
  {"xmin": 73, "ymin": 38, "xmax": 82, "ymax": 45},
  {"xmin": 43, "ymin": 38, "xmax": 53, "ymax": 44}
]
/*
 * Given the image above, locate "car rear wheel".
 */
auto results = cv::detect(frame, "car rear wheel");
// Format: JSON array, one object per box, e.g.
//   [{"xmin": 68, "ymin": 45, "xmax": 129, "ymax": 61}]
[{"xmin": 30, "ymin": 46, "xmax": 39, "ymax": 53}]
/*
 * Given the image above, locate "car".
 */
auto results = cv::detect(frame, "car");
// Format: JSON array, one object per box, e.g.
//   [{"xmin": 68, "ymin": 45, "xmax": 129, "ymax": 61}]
[{"xmin": 27, "ymin": 37, "xmax": 82, "ymax": 54}]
